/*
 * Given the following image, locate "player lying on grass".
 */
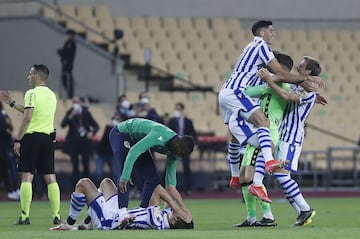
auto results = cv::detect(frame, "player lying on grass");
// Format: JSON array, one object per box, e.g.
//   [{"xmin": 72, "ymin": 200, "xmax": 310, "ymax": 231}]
[{"xmin": 50, "ymin": 178, "xmax": 193, "ymax": 230}]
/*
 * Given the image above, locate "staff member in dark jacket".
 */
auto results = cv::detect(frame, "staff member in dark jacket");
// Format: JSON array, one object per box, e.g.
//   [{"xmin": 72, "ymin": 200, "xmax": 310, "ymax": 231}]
[
  {"xmin": 57, "ymin": 29, "xmax": 76, "ymax": 98},
  {"xmin": 61, "ymin": 96, "xmax": 99, "ymax": 186},
  {"xmin": 168, "ymin": 102, "xmax": 198, "ymax": 195}
]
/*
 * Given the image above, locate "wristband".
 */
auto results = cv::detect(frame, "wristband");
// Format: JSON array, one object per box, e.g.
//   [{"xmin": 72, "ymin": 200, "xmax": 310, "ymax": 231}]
[
  {"xmin": 14, "ymin": 139, "xmax": 21, "ymax": 143},
  {"xmin": 9, "ymin": 100, "xmax": 16, "ymax": 108}
]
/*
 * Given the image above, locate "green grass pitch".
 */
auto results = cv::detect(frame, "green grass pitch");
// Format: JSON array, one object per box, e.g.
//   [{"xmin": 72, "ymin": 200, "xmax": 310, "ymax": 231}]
[{"xmin": 0, "ymin": 197, "xmax": 359, "ymax": 239}]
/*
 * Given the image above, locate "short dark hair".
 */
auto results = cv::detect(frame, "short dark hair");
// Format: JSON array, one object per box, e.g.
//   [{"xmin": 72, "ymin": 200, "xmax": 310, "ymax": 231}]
[
  {"xmin": 175, "ymin": 102, "xmax": 185, "ymax": 110},
  {"xmin": 274, "ymin": 52, "xmax": 294, "ymax": 71},
  {"xmin": 179, "ymin": 135, "xmax": 195, "ymax": 155},
  {"xmin": 303, "ymin": 56, "xmax": 322, "ymax": 76},
  {"xmin": 32, "ymin": 64, "xmax": 49, "ymax": 81},
  {"xmin": 170, "ymin": 219, "xmax": 194, "ymax": 229},
  {"xmin": 66, "ymin": 29, "xmax": 76, "ymax": 36},
  {"xmin": 251, "ymin": 20, "xmax": 273, "ymax": 36}
]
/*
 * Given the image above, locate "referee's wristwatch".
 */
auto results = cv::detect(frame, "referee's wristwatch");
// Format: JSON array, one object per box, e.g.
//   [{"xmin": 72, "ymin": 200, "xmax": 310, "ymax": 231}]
[{"xmin": 9, "ymin": 100, "xmax": 16, "ymax": 108}]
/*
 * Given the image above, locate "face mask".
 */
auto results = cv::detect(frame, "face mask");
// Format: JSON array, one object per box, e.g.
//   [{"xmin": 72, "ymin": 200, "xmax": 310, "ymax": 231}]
[
  {"xmin": 121, "ymin": 100, "xmax": 130, "ymax": 109},
  {"xmin": 174, "ymin": 110, "xmax": 182, "ymax": 118},
  {"xmin": 128, "ymin": 110, "xmax": 136, "ymax": 117},
  {"xmin": 140, "ymin": 97, "xmax": 150, "ymax": 104},
  {"xmin": 112, "ymin": 119, "xmax": 119, "ymax": 126},
  {"xmin": 72, "ymin": 103, "xmax": 82, "ymax": 113}
]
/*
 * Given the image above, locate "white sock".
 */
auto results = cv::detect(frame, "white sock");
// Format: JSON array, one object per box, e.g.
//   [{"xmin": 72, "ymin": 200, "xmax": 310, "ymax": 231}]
[
  {"xmin": 247, "ymin": 216, "xmax": 257, "ymax": 224},
  {"xmin": 263, "ymin": 212, "xmax": 274, "ymax": 220},
  {"xmin": 253, "ymin": 154, "xmax": 265, "ymax": 186},
  {"xmin": 274, "ymin": 173, "xmax": 310, "ymax": 212},
  {"xmin": 69, "ymin": 192, "xmax": 87, "ymax": 222},
  {"xmin": 257, "ymin": 127, "xmax": 274, "ymax": 162},
  {"xmin": 227, "ymin": 142, "xmax": 241, "ymax": 177}
]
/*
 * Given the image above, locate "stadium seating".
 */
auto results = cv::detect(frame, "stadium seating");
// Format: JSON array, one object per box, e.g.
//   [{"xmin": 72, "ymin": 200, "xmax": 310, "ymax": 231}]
[{"xmin": 39, "ymin": 5, "xmax": 360, "ymax": 154}]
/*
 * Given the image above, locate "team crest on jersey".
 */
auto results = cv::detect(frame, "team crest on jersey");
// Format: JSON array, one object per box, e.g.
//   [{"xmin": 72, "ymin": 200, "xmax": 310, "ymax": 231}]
[{"xmin": 124, "ymin": 141, "xmax": 130, "ymax": 149}]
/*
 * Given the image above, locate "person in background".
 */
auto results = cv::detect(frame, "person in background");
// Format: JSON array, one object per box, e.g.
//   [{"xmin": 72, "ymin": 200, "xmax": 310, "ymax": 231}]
[
  {"xmin": 0, "ymin": 64, "xmax": 61, "ymax": 225},
  {"xmin": 168, "ymin": 102, "xmax": 198, "ymax": 195},
  {"xmin": 61, "ymin": 96, "xmax": 99, "ymax": 187},
  {"xmin": 57, "ymin": 29, "xmax": 76, "ymax": 99},
  {"xmin": 138, "ymin": 97, "xmax": 160, "ymax": 122},
  {"xmin": 0, "ymin": 101, "xmax": 20, "ymax": 200},
  {"xmin": 134, "ymin": 91, "xmax": 160, "ymax": 122},
  {"xmin": 116, "ymin": 94, "xmax": 135, "ymax": 119},
  {"xmin": 160, "ymin": 112, "xmax": 171, "ymax": 127},
  {"xmin": 94, "ymin": 112, "xmax": 124, "ymax": 184}
]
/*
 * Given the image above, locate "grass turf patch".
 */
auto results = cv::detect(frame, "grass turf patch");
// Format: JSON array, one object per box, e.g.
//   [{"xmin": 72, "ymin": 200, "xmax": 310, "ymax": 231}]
[{"xmin": 0, "ymin": 197, "xmax": 358, "ymax": 239}]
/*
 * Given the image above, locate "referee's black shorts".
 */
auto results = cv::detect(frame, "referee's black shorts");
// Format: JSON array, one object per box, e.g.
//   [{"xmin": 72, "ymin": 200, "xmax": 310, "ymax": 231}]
[{"xmin": 18, "ymin": 132, "xmax": 55, "ymax": 174}]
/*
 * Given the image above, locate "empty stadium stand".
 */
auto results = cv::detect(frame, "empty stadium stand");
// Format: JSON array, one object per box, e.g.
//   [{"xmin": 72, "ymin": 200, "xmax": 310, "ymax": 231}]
[
  {"xmin": 36, "ymin": 5, "xmax": 360, "ymax": 152},
  {"xmin": 1, "ymin": 2, "xmax": 358, "ymax": 191}
]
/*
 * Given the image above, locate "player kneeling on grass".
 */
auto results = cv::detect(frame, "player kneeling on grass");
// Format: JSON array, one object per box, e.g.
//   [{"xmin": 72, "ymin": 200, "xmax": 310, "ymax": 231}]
[{"xmin": 50, "ymin": 178, "xmax": 193, "ymax": 230}]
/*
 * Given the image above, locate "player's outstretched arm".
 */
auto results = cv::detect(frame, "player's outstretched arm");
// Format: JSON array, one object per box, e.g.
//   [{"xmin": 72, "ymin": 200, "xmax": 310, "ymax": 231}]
[
  {"xmin": 267, "ymin": 59, "xmax": 324, "ymax": 87},
  {"xmin": 0, "ymin": 90, "xmax": 25, "ymax": 113}
]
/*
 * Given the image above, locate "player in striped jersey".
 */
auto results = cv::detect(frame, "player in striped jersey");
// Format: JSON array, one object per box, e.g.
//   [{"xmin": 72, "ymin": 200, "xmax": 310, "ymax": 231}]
[
  {"xmin": 50, "ymin": 178, "xmax": 193, "ymax": 231},
  {"xmin": 233, "ymin": 52, "xmax": 294, "ymax": 227},
  {"xmin": 220, "ymin": 20, "xmax": 324, "ymax": 202},
  {"xmin": 257, "ymin": 56, "xmax": 325, "ymax": 226}
]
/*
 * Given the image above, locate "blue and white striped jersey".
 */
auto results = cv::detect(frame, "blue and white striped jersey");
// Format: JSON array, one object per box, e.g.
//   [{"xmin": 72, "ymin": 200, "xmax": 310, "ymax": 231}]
[
  {"xmin": 126, "ymin": 206, "xmax": 171, "ymax": 230},
  {"xmin": 87, "ymin": 194, "xmax": 127, "ymax": 230},
  {"xmin": 222, "ymin": 36, "xmax": 275, "ymax": 90},
  {"xmin": 279, "ymin": 85, "xmax": 316, "ymax": 145}
]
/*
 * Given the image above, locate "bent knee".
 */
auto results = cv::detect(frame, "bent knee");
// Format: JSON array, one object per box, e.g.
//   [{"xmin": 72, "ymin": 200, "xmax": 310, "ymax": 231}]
[
  {"xmin": 274, "ymin": 168, "xmax": 289, "ymax": 174},
  {"xmin": 243, "ymin": 175, "xmax": 253, "ymax": 183},
  {"xmin": 249, "ymin": 109, "xmax": 269, "ymax": 128},
  {"xmin": 75, "ymin": 178, "xmax": 92, "ymax": 190},
  {"xmin": 99, "ymin": 178, "xmax": 113, "ymax": 187}
]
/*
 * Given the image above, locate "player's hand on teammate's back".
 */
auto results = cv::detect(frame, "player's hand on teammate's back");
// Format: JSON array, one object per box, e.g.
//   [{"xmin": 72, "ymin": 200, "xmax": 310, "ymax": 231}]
[
  {"xmin": 301, "ymin": 80, "xmax": 320, "ymax": 92},
  {"xmin": 306, "ymin": 75, "xmax": 324, "ymax": 88}
]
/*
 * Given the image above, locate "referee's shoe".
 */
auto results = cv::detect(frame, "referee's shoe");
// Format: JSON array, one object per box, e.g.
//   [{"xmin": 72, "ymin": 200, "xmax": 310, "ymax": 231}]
[{"xmin": 14, "ymin": 217, "xmax": 30, "ymax": 225}]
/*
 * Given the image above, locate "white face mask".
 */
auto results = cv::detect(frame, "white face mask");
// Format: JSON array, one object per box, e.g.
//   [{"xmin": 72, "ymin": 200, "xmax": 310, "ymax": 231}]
[
  {"xmin": 72, "ymin": 103, "xmax": 82, "ymax": 113},
  {"xmin": 174, "ymin": 110, "xmax": 182, "ymax": 118},
  {"xmin": 121, "ymin": 100, "xmax": 130, "ymax": 109},
  {"xmin": 140, "ymin": 97, "xmax": 150, "ymax": 104}
]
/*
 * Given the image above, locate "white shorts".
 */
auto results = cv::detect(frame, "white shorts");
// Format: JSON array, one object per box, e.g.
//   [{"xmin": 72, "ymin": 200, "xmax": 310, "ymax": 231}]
[
  {"xmin": 276, "ymin": 141, "xmax": 302, "ymax": 172},
  {"xmin": 88, "ymin": 194, "xmax": 126, "ymax": 230},
  {"xmin": 218, "ymin": 88, "xmax": 260, "ymax": 147}
]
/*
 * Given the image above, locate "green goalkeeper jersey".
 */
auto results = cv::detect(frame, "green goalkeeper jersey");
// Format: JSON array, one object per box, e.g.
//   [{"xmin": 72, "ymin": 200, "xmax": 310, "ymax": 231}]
[
  {"xmin": 117, "ymin": 118, "xmax": 178, "ymax": 187},
  {"xmin": 242, "ymin": 83, "xmax": 289, "ymax": 165}
]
